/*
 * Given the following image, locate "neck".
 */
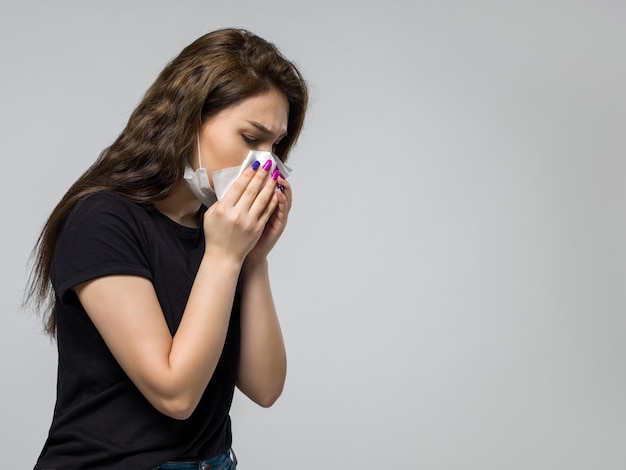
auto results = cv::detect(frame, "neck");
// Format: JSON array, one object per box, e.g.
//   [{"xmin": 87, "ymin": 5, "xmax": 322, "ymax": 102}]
[{"xmin": 153, "ymin": 182, "xmax": 202, "ymax": 228}]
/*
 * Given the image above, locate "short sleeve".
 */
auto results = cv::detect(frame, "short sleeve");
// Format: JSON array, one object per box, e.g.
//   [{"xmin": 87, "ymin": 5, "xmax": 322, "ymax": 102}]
[{"xmin": 51, "ymin": 192, "xmax": 153, "ymax": 305}]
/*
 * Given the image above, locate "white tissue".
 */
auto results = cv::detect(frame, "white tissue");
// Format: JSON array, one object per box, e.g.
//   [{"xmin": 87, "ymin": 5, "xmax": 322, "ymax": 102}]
[{"xmin": 212, "ymin": 150, "xmax": 292, "ymax": 200}]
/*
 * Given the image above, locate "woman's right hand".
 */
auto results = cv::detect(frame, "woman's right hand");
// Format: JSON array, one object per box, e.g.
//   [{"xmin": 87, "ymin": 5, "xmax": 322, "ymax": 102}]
[{"xmin": 202, "ymin": 159, "xmax": 279, "ymax": 263}]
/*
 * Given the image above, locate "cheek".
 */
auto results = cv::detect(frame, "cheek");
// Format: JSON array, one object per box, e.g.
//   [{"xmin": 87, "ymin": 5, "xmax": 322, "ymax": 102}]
[{"xmin": 203, "ymin": 135, "xmax": 247, "ymax": 173}]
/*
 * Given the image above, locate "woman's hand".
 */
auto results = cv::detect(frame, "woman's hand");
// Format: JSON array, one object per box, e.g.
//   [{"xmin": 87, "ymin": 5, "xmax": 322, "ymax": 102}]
[
  {"xmin": 202, "ymin": 160, "xmax": 281, "ymax": 263},
  {"xmin": 246, "ymin": 173, "xmax": 291, "ymax": 264}
]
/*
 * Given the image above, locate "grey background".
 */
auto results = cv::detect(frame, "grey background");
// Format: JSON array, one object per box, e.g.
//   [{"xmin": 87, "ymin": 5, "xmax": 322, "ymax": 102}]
[{"xmin": 2, "ymin": 0, "xmax": 625, "ymax": 468}]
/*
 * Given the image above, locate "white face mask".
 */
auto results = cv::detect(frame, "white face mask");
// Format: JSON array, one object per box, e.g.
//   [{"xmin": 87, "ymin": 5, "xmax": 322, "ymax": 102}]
[
  {"xmin": 182, "ymin": 134, "xmax": 217, "ymax": 207},
  {"xmin": 183, "ymin": 134, "xmax": 291, "ymax": 206}
]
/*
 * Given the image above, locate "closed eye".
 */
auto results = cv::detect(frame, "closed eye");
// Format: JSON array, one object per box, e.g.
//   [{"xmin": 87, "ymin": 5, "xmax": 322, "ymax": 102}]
[
  {"xmin": 242, "ymin": 135, "xmax": 258, "ymax": 145},
  {"xmin": 243, "ymin": 134, "xmax": 281, "ymax": 150}
]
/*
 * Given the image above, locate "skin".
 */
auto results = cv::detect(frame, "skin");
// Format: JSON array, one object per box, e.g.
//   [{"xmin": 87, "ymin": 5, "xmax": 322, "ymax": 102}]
[{"xmin": 74, "ymin": 88, "xmax": 292, "ymax": 419}]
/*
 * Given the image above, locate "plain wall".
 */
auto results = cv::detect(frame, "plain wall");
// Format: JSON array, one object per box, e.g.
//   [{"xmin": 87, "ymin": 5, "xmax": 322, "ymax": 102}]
[{"xmin": 1, "ymin": 0, "xmax": 624, "ymax": 468}]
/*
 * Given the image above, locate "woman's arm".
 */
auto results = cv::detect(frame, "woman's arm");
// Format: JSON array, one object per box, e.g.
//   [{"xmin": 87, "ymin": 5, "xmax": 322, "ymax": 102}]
[
  {"xmin": 236, "ymin": 174, "xmax": 292, "ymax": 407},
  {"xmin": 236, "ymin": 258, "xmax": 287, "ymax": 407},
  {"xmin": 75, "ymin": 163, "xmax": 279, "ymax": 420},
  {"xmin": 76, "ymin": 254, "xmax": 241, "ymax": 420}
]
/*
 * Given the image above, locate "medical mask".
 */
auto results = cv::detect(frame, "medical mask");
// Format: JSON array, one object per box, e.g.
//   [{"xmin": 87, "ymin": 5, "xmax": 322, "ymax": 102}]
[
  {"xmin": 184, "ymin": 134, "xmax": 292, "ymax": 206},
  {"xmin": 182, "ymin": 134, "xmax": 217, "ymax": 208}
]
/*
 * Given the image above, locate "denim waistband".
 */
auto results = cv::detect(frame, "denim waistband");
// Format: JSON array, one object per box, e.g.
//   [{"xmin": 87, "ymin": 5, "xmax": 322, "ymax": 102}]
[{"xmin": 155, "ymin": 448, "xmax": 237, "ymax": 469}]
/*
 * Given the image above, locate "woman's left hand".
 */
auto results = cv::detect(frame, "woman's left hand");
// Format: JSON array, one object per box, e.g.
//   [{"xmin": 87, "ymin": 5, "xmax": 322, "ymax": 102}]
[{"xmin": 245, "ymin": 175, "xmax": 292, "ymax": 264}]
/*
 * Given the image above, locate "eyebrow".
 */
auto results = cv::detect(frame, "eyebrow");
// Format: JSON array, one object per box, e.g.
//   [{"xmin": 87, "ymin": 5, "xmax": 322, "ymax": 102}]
[{"xmin": 247, "ymin": 121, "xmax": 288, "ymax": 139}]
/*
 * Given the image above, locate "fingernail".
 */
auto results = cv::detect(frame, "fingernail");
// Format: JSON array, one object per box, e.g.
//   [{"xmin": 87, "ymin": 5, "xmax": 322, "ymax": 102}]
[
  {"xmin": 278, "ymin": 171, "xmax": 285, "ymax": 179},
  {"xmin": 277, "ymin": 184, "xmax": 285, "ymax": 193},
  {"xmin": 271, "ymin": 168, "xmax": 279, "ymax": 181},
  {"xmin": 262, "ymin": 159, "xmax": 272, "ymax": 171},
  {"xmin": 251, "ymin": 160, "xmax": 260, "ymax": 171}
]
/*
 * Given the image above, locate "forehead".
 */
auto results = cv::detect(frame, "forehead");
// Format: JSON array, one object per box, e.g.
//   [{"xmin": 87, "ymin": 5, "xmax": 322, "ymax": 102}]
[{"xmin": 221, "ymin": 89, "xmax": 289, "ymax": 131}]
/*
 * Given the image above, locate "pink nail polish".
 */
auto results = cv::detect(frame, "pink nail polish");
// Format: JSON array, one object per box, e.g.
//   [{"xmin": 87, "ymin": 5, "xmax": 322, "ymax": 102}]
[
  {"xmin": 263, "ymin": 159, "xmax": 272, "ymax": 171},
  {"xmin": 271, "ymin": 168, "xmax": 279, "ymax": 181}
]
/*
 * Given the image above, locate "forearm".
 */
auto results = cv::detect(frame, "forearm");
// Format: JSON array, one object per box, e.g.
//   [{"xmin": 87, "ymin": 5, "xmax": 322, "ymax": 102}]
[
  {"xmin": 165, "ymin": 255, "xmax": 242, "ymax": 406},
  {"xmin": 237, "ymin": 258, "xmax": 287, "ymax": 407},
  {"xmin": 76, "ymin": 255, "xmax": 242, "ymax": 421}
]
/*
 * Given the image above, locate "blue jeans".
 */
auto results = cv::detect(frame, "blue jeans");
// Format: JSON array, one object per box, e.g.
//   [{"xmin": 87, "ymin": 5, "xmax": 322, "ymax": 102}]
[{"xmin": 152, "ymin": 448, "xmax": 237, "ymax": 470}]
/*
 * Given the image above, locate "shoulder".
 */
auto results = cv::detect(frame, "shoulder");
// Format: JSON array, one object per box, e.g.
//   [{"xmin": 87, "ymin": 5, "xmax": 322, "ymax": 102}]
[
  {"xmin": 57, "ymin": 191, "xmax": 156, "ymax": 254},
  {"xmin": 65, "ymin": 191, "xmax": 151, "ymax": 230},
  {"xmin": 73, "ymin": 191, "xmax": 144, "ymax": 216},
  {"xmin": 52, "ymin": 191, "xmax": 155, "ymax": 303}
]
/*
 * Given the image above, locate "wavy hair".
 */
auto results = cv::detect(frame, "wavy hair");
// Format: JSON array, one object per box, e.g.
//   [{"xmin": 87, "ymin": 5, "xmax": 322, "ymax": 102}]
[{"xmin": 26, "ymin": 28, "xmax": 308, "ymax": 336}]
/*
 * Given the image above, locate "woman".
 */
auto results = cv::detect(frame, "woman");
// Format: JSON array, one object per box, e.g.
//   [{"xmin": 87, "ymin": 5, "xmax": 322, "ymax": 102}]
[{"xmin": 27, "ymin": 28, "xmax": 308, "ymax": 469}]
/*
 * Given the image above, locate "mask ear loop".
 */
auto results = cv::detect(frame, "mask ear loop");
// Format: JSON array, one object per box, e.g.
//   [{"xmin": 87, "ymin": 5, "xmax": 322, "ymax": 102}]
[{"xmin": 196, "ymin": 132, "xmax": 204, "ymax": 170}]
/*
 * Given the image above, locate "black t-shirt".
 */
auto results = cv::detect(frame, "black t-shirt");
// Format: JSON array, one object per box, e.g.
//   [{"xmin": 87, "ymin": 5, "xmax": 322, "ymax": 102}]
[{"xmin": 35, "ymin": 191, "xmax": 240, "ymax": 470}]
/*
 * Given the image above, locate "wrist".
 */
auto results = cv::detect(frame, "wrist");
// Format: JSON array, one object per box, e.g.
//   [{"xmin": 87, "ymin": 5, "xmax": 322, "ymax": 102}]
[
  {"xmin": 201, "ymin": 251, "xmax": 244, "ymax": 274},
  {"xmin": 242, "ymin": 256, "xmax": 269, "ymax": 278}
]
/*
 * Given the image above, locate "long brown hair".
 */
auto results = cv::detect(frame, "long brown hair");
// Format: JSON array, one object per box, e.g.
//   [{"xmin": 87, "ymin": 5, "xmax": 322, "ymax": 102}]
[{"xmin": 26, "ymin": 28, "xmax": 308, "ymax": 336}]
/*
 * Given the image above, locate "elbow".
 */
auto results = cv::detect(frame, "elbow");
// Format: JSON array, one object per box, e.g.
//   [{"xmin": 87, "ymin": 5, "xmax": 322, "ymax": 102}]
[
  {"xmin": 163, "ymin": 406, "xmax": 195, "ymax": 421},
  {"xmin": 256, "ymin": 392, "xmax": 281, "ymax": 408},
  {"xmin": 155, "ymin": 395, "xmax": 200, "ymax": 421},
  {"xmin": 248, "ymin": 382, "xmax": 285, "ymax": 408},
  {"xmin": 237, "ymin": 362, "xmax": 287, "ymax": 408},
  {"xmin": 136, "ymin": 375, "xmax": 206, "ymax": 420}
]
